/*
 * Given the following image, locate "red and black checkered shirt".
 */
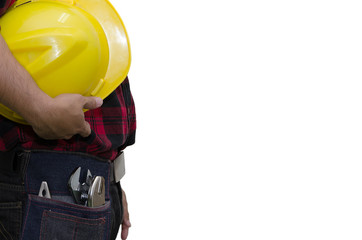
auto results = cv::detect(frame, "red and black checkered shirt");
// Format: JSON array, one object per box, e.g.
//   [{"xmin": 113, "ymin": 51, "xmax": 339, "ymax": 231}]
[
  {"xmin": 0, "ymin": 0, "xmax": 15, "ymax": 16},
  {"xmin": 0, "ymin": 77, "xmax": 136, "ymax": 161}
]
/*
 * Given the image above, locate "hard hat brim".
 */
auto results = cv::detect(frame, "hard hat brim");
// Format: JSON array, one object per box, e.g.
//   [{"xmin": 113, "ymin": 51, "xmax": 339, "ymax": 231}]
[{"xmin": 74, "ymin": 0, "xmax": 131, "ymax": 99}]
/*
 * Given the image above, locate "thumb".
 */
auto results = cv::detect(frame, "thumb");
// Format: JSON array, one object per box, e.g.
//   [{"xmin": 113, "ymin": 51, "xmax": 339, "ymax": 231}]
[{"xmin": 83, "ymin": 97, "xmax": 103, "ymax": 110}]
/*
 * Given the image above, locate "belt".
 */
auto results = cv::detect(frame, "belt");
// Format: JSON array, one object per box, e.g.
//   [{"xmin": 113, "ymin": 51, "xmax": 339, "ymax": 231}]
[{"xmin": 110, "ymin": 151, "xmax": 126, "ymax": 183}]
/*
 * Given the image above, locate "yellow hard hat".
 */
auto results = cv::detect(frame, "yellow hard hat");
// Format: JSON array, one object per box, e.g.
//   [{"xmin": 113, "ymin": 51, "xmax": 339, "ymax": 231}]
[{"xmin": 0, "ymin": 0, "xmax": 131, "ymax": 124}]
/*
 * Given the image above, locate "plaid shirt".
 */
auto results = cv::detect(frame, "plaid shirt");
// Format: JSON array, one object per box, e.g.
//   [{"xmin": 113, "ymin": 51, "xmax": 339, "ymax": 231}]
[
  {"xmin": 0, "ymin": 0, "xmax": 14, "ymax": 16},
  {"xmin": 0, "ymin": 77, "xmax": 136, "ymax": 161}
]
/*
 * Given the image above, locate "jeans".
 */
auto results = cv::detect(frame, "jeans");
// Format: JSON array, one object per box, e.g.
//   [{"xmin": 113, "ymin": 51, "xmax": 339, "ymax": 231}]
[{"xmin": 0, "ymin": 149, "xmax": 123, "ymax": 240}]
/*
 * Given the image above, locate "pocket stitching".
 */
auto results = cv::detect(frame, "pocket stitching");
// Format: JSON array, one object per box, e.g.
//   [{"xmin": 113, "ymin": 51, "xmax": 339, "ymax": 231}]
[
  {"xmin": 43, "ymin": 210, "xmax": 106, "ymax": 225},
  {"xmin": 31, "ymin": 201, "xmax": 110, "ymax": 218},
  {"xmin": 29, "ymin": 195, "xmax": 110, "ymax": 217},
  {"xmin": 0, "ymin": 183, "xmax": 24, "ymax": 192},
  {"xmin": 0, "ymin": 202, "xmax": 21, "ymax": 240},
  {"xmin": 40, "ymin": 210, "xmax": 106, "ymax": 240},
  {"xmin": 23, "ymin": 195, "xmax": 110, "ymax": 240},
  {"xmin": 0, "ymin": 221, "xmax": 12, "ymax": 240},
  {"xmin": 40, "ymin": 212, "xmax": 46, "ymax": 240}
]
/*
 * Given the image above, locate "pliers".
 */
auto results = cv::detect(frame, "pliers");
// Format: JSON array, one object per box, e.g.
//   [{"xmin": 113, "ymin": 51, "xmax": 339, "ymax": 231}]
[{"xmin": 68, "ymin": 167, "xmax": 105, "ymax": 207}]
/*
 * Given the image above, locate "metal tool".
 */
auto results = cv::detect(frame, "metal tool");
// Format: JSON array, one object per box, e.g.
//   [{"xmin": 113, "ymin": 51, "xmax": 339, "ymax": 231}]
[
  {"xmin": 87, "ymin": 176, "xmax": 105, "ymax": 207},
  {"xmin": 68, "ymin": 167, "xmax": 105, "ymax": 207},
  {"xmin": 38, "ymin": 181, "xmax": 51, "ymax": 199}
]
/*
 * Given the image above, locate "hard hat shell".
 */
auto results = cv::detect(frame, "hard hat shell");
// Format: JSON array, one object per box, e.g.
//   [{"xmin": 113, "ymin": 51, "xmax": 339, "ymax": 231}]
[{"xmin": 0, "ymin": 0, "xmax": 131, "ymax": 124}]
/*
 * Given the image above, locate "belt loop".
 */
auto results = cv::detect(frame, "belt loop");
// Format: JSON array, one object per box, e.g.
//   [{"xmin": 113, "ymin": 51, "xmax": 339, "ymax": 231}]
[
  {"xmin": 0, "ymin": 147, "xmax": 22, "ymax": 174},
  {"xmin": 0, "ymin": 148, "xmax": 28, "ymax": 185}
]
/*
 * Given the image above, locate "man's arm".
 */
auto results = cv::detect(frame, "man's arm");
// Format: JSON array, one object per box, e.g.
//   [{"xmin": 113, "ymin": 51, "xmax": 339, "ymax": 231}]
[{"xmin": 0, "ymin": 33, "xmax": 102, "ymax": 139}]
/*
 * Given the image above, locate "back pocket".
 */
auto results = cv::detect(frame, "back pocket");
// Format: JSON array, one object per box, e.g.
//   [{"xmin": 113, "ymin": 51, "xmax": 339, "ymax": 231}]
[
  {"xmin": 40, "ymin": 210, "xmax": 105, "ymax": 240},
  {"xmin": 0, "ymin": 201, "xmax": 22, "ymax": 240},
  {"xmin": 0, "ymin": 182, "xmax": 24, "ymax": 240},
  {"xmin": 21, "ymin": 195, "xmax": 111, "ymax": 240}
]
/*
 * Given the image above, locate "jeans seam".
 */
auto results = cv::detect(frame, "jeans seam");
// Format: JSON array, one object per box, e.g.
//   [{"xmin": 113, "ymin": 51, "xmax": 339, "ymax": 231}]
[
  {"xmin": 0, "ymin": 183, "xmax": 24, "ymax": 192},
  {"xmin": 24, "ymin": 149, "xmax": 109, "ymax": 163},
  {"xmin": 43, "ymin": 210, "xmax": 106, "ymax": 225},
  {"xmin": 39, "ymin": 211, "xmax": 106, "ymax": 240},
  {"xmin": 0, "ymin": 221, "xmax": 12, "ymax": 240},
  {"xmin": 21, "ymin": 198, "xmax": 31, "ymax": 239},
  {"xmin": 30, "ymin": 199, "xmax": 110, "ymax": 217},
  {"xmin": 0, "ymin": 203, "xmax": 21, "ymax": 209},
  {"xmin": 20, "ymin": 152, "xmax": 30, "ymax": 184},
  {"xmin": 40, "ymin": 211, "xmax": 46, "ymax": 240}
]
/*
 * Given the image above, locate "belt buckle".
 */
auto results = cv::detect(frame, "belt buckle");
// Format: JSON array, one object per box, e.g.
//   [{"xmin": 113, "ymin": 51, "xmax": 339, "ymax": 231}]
[{"xmin": 114, "ymin": 152, "xmax": 125, "ymax": 183}]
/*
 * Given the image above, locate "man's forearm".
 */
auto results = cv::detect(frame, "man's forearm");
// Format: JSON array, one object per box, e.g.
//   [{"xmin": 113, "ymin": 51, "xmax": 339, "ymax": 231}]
[
  {"xmin": 0, "ymin": 33, "xmax": 51, "ymax": 123},
  {"xmin": 0, "ymin": 33, "xmax": 103, "ymax": 139}
]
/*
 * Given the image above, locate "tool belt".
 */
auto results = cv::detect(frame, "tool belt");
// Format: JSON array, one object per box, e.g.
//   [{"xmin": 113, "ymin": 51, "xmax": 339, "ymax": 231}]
[{"xmin": 0, "ymin": 149, "xmax": 125, "ymax": 240}]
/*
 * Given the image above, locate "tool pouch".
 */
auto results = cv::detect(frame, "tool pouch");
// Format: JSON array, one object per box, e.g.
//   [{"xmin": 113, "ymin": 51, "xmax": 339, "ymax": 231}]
[{"xmin": 19, "ymin": 150, "xmax": 117, "ymax": 240}]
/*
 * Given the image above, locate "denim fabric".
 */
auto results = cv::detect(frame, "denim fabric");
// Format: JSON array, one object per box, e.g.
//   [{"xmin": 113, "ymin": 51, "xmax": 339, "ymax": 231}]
[
  {"xmin": 0, "ymin": 197, "xmax": 22, "ymax": 240},
  {"xmin": 0, "ymin": 150, "xmax": 27, "ymax": 186},
  {"xmin": 24, "ymin": 151, "xmax": 112, "ymax": 199},
  {"xmin": 110, "ymin": 181, "xmax": 123, "ymax": 239},
  {"xmin": 0, "ymin": 150, "xmax": 26, "ymax": 240},
  {"xmin": 0, "ymin": 150, "xmax": 123, "ymax": 240},
  {"xmin": 22, "ymin": 195, "xmax": 111, "ymax": 240}
]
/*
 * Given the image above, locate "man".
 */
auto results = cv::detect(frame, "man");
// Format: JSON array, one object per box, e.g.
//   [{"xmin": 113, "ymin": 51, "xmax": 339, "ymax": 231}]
[{"xmin": 0, "ymin": 0, "xmax": 135, "ymax": 239}]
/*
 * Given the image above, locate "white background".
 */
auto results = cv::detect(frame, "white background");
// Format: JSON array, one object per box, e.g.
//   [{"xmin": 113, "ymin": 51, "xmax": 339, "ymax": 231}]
[{"xmin": 111, "ymin": 0, "xmax": 362, "ymax": 239}]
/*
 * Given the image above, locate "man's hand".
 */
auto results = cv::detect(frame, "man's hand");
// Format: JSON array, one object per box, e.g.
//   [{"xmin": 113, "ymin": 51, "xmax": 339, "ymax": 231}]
[
  {"xmin": 0, "ymin": 33, "xmax": 102, "ymax": 140},
  {"xmin": 121, "ymin": 189, "xmax": 131, "ymax": 240},
  {"xmin": 29, "ymin": 94, "xmax": 103, "ymax": 140}
]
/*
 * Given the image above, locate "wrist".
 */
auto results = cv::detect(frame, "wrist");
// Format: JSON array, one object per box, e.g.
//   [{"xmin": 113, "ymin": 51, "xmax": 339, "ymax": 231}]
[{"xmin": 20, "ymin": 90, "xmax": 53, "ymax": 126}]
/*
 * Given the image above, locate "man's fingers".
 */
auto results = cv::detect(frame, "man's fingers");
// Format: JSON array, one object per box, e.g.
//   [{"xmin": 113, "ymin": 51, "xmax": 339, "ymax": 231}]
[
  {"xmin": 121, "ymin": 206, "xmax": 130, "ymax": 240},
  {"xmin": 122, "ymin": 190, "xmax": 130, "ymax": 225},
  {"xmin": 78, "ymin": 97, "xmax": 100, "ymax": 138},
  {"xmin": 64, "ymin": 135, "xmax": 73, "ymax": 140},
  {"xmin": 79, "ymin": 121, "xmax": 92, "ymax": 138},
  {"xmin": 121, "ymin": 189, "xmax": 131, "ymax": 239},
  {"xmin": 121, "ymin": 225, "xmax": 129, "ymax": 240},
  {"xmin": 83, "ymin": 97, "xmax": 103, "ymax": 110},
  {"xmin": 124, "ymin": 219, "xmax": 131, "ymax": 227}
]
